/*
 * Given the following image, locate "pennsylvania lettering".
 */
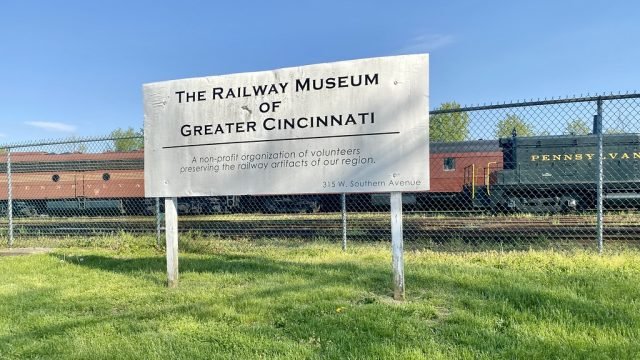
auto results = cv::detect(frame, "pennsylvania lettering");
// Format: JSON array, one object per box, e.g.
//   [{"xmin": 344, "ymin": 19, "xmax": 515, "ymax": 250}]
[{"xmin": 531, "ymin": 152, "xmax": 640, "ymax": 161}]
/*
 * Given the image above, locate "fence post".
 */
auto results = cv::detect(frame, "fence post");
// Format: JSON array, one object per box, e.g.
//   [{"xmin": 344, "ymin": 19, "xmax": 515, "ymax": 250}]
[
  {"xmin": 595, "ymin": 98, "xmax": 604, "ymax": 254},
  {"xmin": 7, "ymin": 148, "xmax": 13, "ymax": 248},
  {"xmin": 341, "ymin": 193, "xmax": 347, "ymax": 251},
  {"xmin": 155, "ymin": 197, "xmax": 161, "ymax": 247}
]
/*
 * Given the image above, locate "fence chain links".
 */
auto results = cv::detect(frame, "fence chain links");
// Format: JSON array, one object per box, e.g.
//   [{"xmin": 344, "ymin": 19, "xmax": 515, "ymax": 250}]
[{"xmin": 1, "ymin": 94, "xmax": 639, "ymax": 250}]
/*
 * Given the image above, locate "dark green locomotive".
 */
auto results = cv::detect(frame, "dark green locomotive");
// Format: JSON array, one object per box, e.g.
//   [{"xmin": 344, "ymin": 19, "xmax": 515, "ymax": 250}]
[{"xmin": 489, "ymin": 133, "xmax": 640, "ymax": 212}]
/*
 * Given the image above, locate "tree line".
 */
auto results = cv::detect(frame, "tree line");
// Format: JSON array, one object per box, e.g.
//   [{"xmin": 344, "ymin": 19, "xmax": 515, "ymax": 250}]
[
  {"xmin": 1, "ymin": 106, "xmax": 616, "ymax": 155},
  {"xmin": 110, "ymin": 127, "xmax": 144, "ymax": 151},
  {"xmin": 430, "ymin": 102, "xmax": 605, "ymax": 142},
  {"xmin": 105, "ymin": 105, "xmax": 598, "ymax": 151}
]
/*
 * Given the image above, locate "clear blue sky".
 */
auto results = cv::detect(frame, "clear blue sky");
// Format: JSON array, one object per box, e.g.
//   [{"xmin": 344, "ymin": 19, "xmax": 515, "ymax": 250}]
[{"xmin": 1, "ymin": 0, "xmax": 638, "ymax": 143}]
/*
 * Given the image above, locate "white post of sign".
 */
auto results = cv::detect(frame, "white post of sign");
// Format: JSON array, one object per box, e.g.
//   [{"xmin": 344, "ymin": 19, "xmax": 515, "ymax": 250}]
[
  {"xmin": 165, "ymin": 197, "xmax": 179, "ymax": 287},
  {"xmin": 390, "ymin": 192, "xmax": 404, "ymax": 301}
]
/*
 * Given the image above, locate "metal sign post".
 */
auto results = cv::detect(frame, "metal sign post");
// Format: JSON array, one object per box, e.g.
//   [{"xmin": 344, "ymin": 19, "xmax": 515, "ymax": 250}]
[
  {"xmin": 390, "ymin": 192, "xmax": 404, "ymax": 300},
  {"xmin": 595, "ymin": 99, "xmax": 604, "ymax": 254}
]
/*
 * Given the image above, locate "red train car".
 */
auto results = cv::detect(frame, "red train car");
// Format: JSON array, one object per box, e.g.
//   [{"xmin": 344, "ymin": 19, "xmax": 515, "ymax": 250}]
[
  {"xmin": 371, "ymin": 140, "xmax": 503, "ymax": 210},
  {"xmin": 419, "ymin": 140, "xmax": 502, "ymax": 210},
  {"xmin": 0, "ymin": 151, "xmax": 144, "ymax": 199},
  {"xmin": 430, "ymin": 140, "xmax": 503, "ymax": 192},
  {"xmin": 1, "ymin": 141, "xmax": 504, "ymax": 214},
  {"xmin": 0, "ymin": 151, "xmax": 145, "ymax": 215}
]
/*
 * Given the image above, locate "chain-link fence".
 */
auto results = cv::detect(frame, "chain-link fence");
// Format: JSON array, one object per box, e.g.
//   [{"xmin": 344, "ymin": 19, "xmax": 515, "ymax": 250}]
[{"xmin": 1, "ymin": 93, "xmax": 639, "ymax": 251}]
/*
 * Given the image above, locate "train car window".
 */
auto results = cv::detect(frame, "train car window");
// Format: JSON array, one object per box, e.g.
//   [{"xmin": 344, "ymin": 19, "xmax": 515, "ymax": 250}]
[
  {"xmin": 444, "ymin": 157, "xmax": 456, "ymax": 171},
  {"xmin": 102, "ymin": 173, "xmax": 111, "ymax": 181},
  {"xmin": 52, "ymin": 174, "xmax": 60, "ymax": 182}
]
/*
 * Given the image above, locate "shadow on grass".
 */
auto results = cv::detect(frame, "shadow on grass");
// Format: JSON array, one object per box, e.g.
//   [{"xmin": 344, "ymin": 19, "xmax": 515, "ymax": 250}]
[
  {"xmin": 51, "ymin": 253, "xmax": 283, "ymax": 275},
  {"xmin": 0, "ymin": 287, "xmax": 300, "ymax": 359},
  {"xmin": 48, "ymin": 252, "xmax": 640, "ymax": 330},
  {"xmin": 29, "ymin": 251, "xmax": 639, "ymax": 358},
  {"xmin": 49, "ymin": 252, "xmax": 392, "ymax": 294}
]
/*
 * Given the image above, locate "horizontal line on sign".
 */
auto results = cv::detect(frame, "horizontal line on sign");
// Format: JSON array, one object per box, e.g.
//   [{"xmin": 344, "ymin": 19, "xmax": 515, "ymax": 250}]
[{"xmin": 162, "ymin": 131, "xmax": 401, "ymax": 149}]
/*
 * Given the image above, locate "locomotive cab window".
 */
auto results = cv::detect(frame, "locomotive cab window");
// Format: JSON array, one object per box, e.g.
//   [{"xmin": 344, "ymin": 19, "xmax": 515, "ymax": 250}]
[{"xmin": 444, "ymin": 157, "xmax": 456, "ymax": 171}]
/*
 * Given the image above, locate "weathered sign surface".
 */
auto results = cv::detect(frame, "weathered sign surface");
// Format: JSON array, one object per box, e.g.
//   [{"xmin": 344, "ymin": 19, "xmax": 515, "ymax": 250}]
[{"xmin": 144, "ymin": 54, "xmax": 429, "ymax": 197}]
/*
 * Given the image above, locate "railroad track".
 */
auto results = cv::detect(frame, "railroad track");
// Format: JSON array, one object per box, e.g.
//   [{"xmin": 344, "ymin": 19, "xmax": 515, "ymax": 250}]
[{"xmin": 2, "ymin": 214, "xmax": 640, "ymax": 243}]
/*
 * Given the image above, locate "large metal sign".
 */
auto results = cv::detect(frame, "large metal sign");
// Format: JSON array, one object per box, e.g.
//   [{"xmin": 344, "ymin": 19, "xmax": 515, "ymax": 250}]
[{"xmin": 144, "ymin": 54, "xmax": 429, "ymax": 197}]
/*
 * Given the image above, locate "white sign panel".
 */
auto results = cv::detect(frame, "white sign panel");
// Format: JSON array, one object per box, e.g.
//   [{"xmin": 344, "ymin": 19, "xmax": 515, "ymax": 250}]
[{"xmin": 144, "ymin": 54, "xmax": 429, "ymax": 197}]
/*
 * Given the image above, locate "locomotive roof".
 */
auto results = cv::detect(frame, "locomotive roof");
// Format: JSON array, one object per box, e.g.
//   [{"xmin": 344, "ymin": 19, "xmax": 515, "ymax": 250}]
[
  {"xmin": 499, "ymin": 133, "xmax": 640, "ymax": 147},
  {"xmin": 430, "ymin": 140, "xmax": 500, "ymax": 154},
  {"xmin": 0, "ymin": 151, "xmax": 144, "ymax": 173}
]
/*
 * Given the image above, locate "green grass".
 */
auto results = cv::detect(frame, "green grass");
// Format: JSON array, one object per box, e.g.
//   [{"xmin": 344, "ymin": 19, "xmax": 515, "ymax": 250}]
[{"xmin": 1, "ymin": 237, "xmax": 640, "ymax": 359}]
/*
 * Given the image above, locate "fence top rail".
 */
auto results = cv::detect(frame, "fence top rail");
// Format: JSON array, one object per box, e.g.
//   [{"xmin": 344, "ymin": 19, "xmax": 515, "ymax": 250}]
[
  {"xmin": 0, "ymin": 135, "xmax": 143, "ymax": 150},
  {"xmin": 430, "ymin": 93, "xmax": 640, "ymax": 115}
]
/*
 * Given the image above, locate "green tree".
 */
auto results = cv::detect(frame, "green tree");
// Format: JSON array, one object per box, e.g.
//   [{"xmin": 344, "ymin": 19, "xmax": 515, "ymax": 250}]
[
  {"xmin": 605, "ymin": 128, "xmax": 625, "ymax": 134},
  {"xmin": 430, "ymin": 102, "xmax": 470, "ymax": 142},
  {"xmin": 495, "ymin": 114, "xmax": 534, "ymax": 138},
  {"xmin": 110, "ymin": 127, "xmax": 144, "ymax": 151},
  {"xmin": 565, "ymin": 119, "xmax": 591, "ymax": 135},
  {"xmin": 63, "ymin": 136, "xmax": 88, "ymax": 153}
]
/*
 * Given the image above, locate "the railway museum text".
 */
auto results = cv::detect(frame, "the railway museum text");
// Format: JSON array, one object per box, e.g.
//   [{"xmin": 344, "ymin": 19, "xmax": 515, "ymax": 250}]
[
  {"xmin": 174, "ymin": 73, "xmax": 378, "ymax": 103},
  {"xmin": 174, "ymin": 73, "xmax": 379, "ymax": 138}
]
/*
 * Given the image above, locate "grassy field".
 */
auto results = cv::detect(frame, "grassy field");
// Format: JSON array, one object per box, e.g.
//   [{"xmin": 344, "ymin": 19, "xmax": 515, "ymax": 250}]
[{"xmin": 1, "ymin": 237, "xmax": 639, "ymax": 359}]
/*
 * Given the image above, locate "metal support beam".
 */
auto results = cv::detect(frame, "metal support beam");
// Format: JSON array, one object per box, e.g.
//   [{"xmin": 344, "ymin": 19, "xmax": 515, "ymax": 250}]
[{"xmin": 7, "ymin": 149, "xmax": 13, "ymax": 248}]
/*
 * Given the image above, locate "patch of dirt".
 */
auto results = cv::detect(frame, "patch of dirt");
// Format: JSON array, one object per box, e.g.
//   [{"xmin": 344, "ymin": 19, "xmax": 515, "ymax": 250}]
[{"xmin": 0, "ymin": 248, "xmax": 53, "ymax": 256}]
